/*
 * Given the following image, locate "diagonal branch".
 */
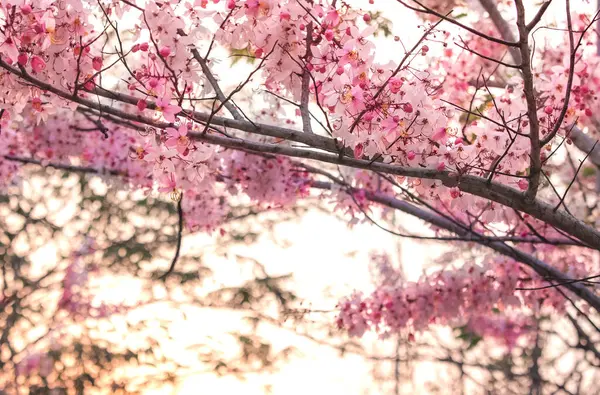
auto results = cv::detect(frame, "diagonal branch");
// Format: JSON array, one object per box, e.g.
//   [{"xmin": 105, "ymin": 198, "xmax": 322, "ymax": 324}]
[
  {"xmin": 7, "ymin": 152, "xmax": 600, "ymax": 310},
  {"xmin": 311, "ymin": 181, "xmax": 600, "ymax": 312},
  {"xmin": 1, "ymin": 57, "xmax": 600, "ymax": 249},
  {"xmin": 191, "ymin": 47, "xmax": 244, "ymax": 121},
  {"xmin": 477, "ymin": 0, "xmax": 523, "ymax": 64}
]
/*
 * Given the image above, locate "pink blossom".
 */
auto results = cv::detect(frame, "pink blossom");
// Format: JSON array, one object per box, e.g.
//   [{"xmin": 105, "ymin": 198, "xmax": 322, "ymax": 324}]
[
  {"xmin": 158, "ymin": 172, "xmax": 178, "ymax": 193},
  {"xmin": 30, "ymin": 56, "xmax": 46, "ymax": 73},
  {"xmin": 156, "ymin": 97, "xmax": 181, "ymax": 122},
  {"xmin": 165, "ymin": 124, "xmax": 190, "ymax": 155},
  {"xmin": 92, "ymin": 57, "xmax": 103, "ymax": 71}
]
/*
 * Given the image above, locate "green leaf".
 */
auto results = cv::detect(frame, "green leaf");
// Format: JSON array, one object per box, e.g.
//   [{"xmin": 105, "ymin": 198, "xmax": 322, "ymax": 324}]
[
  {"xmin": 230, "ymin": 47, "xmax": 257, "ymax": 66},
  {"xmin": 582, "ymin": 166, "xmax": 596, "ymax": 177}
]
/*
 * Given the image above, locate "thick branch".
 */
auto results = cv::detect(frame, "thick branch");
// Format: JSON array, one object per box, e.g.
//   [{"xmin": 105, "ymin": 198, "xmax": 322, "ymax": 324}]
[
  {"xmin": 1, "ymin": 58, "xmax": 600, "ymax": 249},
  {"xmin": 570, "ymin": 126, "xmax": 600, "ymax": 167},
  {"xmin": 300, "ymin": 22, "xmax": 314, "ymax": 134},
  {"xmin": 477, "ymin": 0, "xmax": 522, "ymax": 64},
  {"xmin": 515, "ymin": 0, "xmax": 542, "ymax": 201}
]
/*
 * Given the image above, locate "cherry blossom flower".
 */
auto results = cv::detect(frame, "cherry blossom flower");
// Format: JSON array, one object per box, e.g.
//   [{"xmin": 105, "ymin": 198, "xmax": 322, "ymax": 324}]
[
  {"xmin": 155, "ymin": 97, "xmax": 181, "ymax": 122},
  {"xmin": 165, "ymin": 123, "xmax": 190, "ymax": 155}
]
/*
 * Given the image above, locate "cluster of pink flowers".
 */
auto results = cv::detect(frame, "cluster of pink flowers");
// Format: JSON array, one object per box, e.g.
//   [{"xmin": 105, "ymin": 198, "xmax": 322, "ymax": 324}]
[
  {"xmin": 336, "ymin": 254, "xmax": 594, "ymax": 338},
  {"xmin": 0, "ymin": 0, "xmax": 596, "ymax": 231},
  {"xmin": 337, "ymin": 258, "xmax": 521, "ymax": 338},
  {"xmin": 222, "ymin": 151, "xmax": 311, "ymax": 207}
]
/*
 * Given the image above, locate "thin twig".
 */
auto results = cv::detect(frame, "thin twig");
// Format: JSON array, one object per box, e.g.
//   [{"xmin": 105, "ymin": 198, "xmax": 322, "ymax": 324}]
[{"xmin": 160, "ymin": 197, "xmax": 184, "ymax": 280}]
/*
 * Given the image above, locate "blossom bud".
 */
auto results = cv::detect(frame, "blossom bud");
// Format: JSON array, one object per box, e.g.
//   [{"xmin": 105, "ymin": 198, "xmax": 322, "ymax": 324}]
[
  {"xmin": 20, "ymin": 4, "xmax": 32, "ymax": 14},
  {"xmin": 92, "ymin": 57, "xmax": 103, "ymax": 71},
  {"xmin": 159, "ymin": 46, "xmax": 171, "ymax": 57},
  {"xmin": 17, "ymin": 53, "xmax": 28, "ymax": 66},
  {"xmin": 518, "ymin": 179, "xmax": 528, "ymax": 190},
  {"xmin": 30, "ymin": 56, "xmax": 46, "ymax": 73},
  {"xmin": 137, "ymin": 100, "xmax": 148, "ymax": 112}
]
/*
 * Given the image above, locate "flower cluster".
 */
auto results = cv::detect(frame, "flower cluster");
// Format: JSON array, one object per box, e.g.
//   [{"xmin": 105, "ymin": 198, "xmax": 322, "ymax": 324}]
[{"xmin": 336, "ymin": 253, "xmax": 595, "ymax": 338}]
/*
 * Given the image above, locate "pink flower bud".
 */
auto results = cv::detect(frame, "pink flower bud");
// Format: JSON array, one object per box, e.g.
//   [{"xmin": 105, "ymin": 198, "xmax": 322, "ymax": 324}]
[
  {"xmin": 139, "ymin": 42, "xmax": 149, "ymax": 52},
  {"xmin": 325, "ymin": 29, "xmax": 334, "ymax": 41},
  {"xmin": 137, "ymin": 99, "xmax": 147, "ymax": 112},
  {"xmin": 363, "ymin": 13, "xmax": 371, "ymax": 22},
  {"xmin": 20, "ymin": 4, "xmax": 32, "ymax": 14},
  {"xmin": 544, "ymin": 106, "xmax": 553, "ymax": 115},
  {"xmin": 402, "ymin": 103, "xmax": 413, "ymax": 113},
  {"xmin": 518, "ymin": 179, "xmax": 528, "ymax": 190},
  {"xmin": 354, "ymin": 143, "xmax": 364, "ymax": 159},
  {"xmin": 17, "ymin": 53, "xmax": 28, "ymax": 66},
  {"xmin": 280, "ymin": 11, "xmax": 291, "ymax": 21},
  {"xmin": 92, "ymin": 57, "xmax": 102, "ymax": 71},
  {"xmin": 159, "ymin": 46, "xmax": 171, "ymax": 57},
  {"xmin": 30, "ymin": 56, "xmax": 46, "ymax": 73}
]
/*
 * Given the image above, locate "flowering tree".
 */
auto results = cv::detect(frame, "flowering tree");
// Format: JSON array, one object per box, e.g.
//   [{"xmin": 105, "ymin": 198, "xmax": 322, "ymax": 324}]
[{"xmin": 1, "ymin": 0, "xmax": 600, "ymax": 384}]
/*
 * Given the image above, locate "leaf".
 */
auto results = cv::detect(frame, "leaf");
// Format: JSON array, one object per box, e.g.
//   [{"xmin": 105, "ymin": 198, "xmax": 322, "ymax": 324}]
[
  {"xmin": 582, "ymin": 166, "xmax": 596, "ymax": 177},
  {"xmin": 230, "ymin": 47, "xmax": 257, "ymax": 66}
]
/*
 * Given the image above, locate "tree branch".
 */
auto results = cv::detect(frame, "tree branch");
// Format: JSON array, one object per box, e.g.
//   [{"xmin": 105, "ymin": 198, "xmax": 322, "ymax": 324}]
[
  {"xmin": 300, "ymin": 22, "xmax": 314, "ymax": 134},
  {"xmin": 311, "ymin": 181, "xmax": 600, "ymax": 312},
  {"xmin": 1, "ymin": 57, "xmax": 600, "ymax": 249},
  {"xmin": 515, "ymin": 0, "xmax": 542, "ymax": 201}
]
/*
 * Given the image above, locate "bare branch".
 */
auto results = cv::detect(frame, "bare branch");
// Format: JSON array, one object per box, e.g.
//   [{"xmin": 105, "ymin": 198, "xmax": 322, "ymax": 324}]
[
  {"xmin": 300, "ymin": 22, "xmax": 314, "ymax": 134},
  {"xmin": 191, "ymin": 47, "xmax": 244, "ymax": 121},
  {"xmin": 477, "ymin": 0, "xmax": 523, "ymax": 63},
  {"xmin": 515, "ymin": 0, "xmax": 542, "ymax": 201},
  {"xmin": 159, "ymin": 197, "xmax": 184, "ymax": 280}
]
